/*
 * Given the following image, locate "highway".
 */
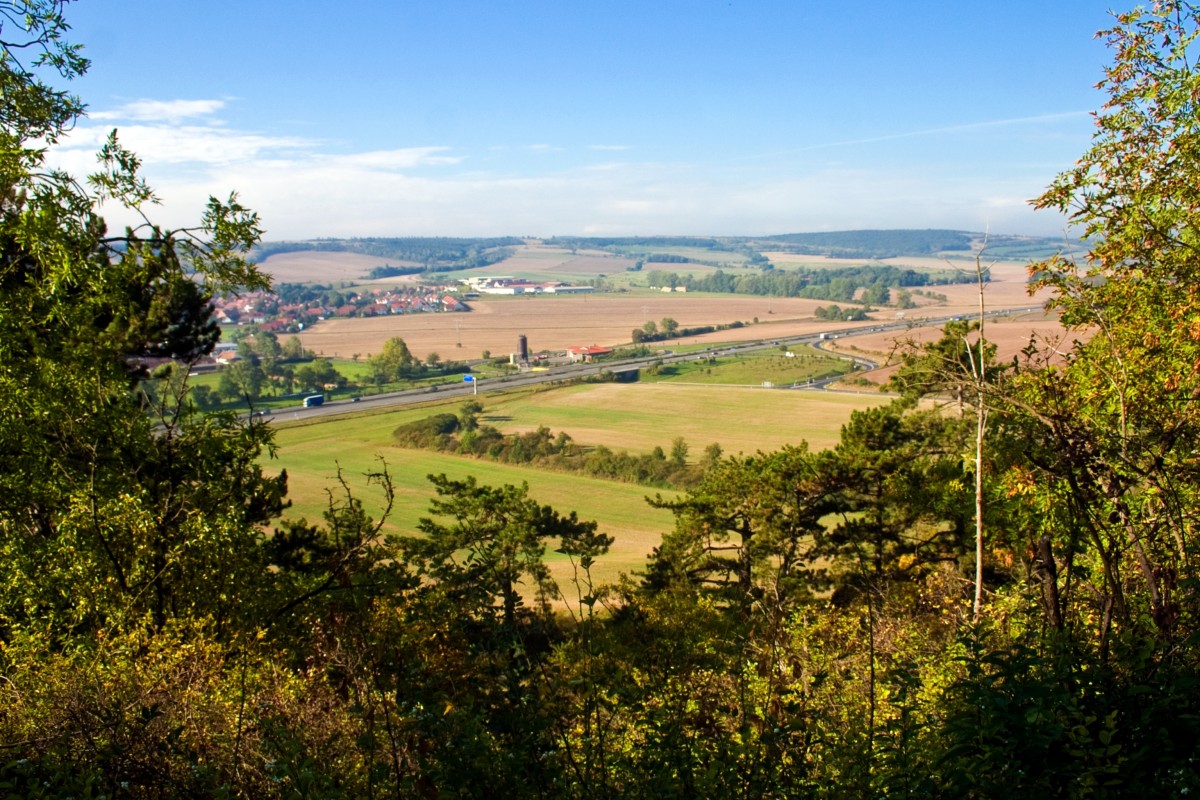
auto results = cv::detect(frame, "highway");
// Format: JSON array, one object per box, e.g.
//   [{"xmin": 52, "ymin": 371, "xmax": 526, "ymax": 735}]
[{"xmin": 272, "ymin": 307, "xmax": 1042, "ymax": 424}]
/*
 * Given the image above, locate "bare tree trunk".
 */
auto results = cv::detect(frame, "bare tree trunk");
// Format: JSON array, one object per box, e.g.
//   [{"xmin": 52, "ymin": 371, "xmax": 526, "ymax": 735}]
[{"xmin": 972, "ymin": 245, "xmax": 988, "ymax": 621}]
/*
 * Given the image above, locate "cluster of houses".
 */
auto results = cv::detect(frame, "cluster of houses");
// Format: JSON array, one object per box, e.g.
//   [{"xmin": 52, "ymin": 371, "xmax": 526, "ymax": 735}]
[
  {"xmin": 462, "ymin": 276, "xmax": 594, "ymax": 295},
  {"xmin": 565, "ymin": 345, "xmax": 613, "ymax": 363},
  {"xmin": 211, "ymin": 288, "xmax": 467, "ymax": 334}
]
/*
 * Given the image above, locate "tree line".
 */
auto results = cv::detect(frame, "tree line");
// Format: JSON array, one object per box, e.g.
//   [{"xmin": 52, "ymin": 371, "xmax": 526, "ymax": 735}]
[
  {"xmin": 393, "ymin": 401, "xmax": 721, "ymax": 488},
  {"xmin": 254, "ymin": 236, "xmax": 523, "ymax": 265},
  {"xmin": 646, "ymin": 263, "xmax": 984, "ymax": 302}
]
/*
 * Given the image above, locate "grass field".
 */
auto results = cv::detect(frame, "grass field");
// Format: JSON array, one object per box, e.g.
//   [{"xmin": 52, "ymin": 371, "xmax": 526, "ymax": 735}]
[
  {"xmin": 470, "ymin": 381, "xmax": 887, "ymax": 455},
  {"xmin": 649, "ymin": 346, "xmax": 850, "ymax": 386},
  {"xmin": 619, "ymin": 245, "xmax": 749, "ymax": 265},
  {"xmin": 268, "ymin": 380, "xmax": 888, "ymax": 584},
  {"xmin": 269, "ymin": 400, "xmax": 677, "ymax": 586}
]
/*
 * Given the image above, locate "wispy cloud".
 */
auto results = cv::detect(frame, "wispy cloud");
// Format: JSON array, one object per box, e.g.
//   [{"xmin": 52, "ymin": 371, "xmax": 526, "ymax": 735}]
[
  {"xmin": 54, "ymin": 124, "xmax": 312, "ymax": 166},
  {"xmin": 91, "ymin": 98, "xmax": 229, "ymax": 124},
  {"xmin": 45, "ymin": 98, "xmax": 1071, "ymax": 239},
  {"xmin": 320, "ymin": 148, "xmax": 464, "ymax": 170}
]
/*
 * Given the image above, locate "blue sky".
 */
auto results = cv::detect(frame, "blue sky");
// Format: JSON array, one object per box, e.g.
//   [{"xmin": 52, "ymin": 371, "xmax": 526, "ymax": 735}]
[{"xmin": 52, "ymin": 1, "xmax": 1115, "ymax": 241}]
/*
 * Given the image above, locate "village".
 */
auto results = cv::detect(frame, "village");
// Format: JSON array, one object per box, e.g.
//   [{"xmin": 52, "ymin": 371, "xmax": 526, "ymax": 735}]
[
  {"xmin": 209, "ymin": 285, "xmax": 469, "ymax": 334},
  {"xmin": 208, "ymin": 275, "xmax": 596, "ymax": 336}
]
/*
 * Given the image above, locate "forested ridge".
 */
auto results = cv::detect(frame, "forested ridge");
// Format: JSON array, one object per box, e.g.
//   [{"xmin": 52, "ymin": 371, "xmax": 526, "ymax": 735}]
[
  {"xmin": 253, "ymin": 237, "xmax": 523, "ymax": 271},
  {"xmin": 3, "ymin": 3, "xmax": 1200, "ymax": 798},
  {"xmin": 268, "ymin": 228, "xmax": 1076, "ymax": 268},
  {"xmin": 543, "ymin": 230, "xmax": 1080, "ymax": 261}
]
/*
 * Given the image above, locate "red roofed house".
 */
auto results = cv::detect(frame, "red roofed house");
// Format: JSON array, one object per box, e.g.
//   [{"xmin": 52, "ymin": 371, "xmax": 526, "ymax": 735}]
[{"xmin": 566, "ymin": 345, "xmax": 613, "ymax": 363}]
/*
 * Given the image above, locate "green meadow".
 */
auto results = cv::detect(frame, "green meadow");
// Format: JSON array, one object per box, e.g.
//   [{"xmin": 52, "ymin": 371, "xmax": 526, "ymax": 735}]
[
  {"xmin": 648, "ymin": 345, "xmax": 852, "ymax": 386},
  {"xmin": 268, "ymin": 402, "xmax": 675, "ymax": 586},
  {"xmin": 267, "ymin": 378, "xmax": 889, "ymax": 581}
]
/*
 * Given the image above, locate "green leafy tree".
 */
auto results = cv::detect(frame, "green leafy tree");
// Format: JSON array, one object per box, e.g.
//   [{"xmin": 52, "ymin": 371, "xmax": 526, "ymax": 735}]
[
  {"xmin": 0, "ymin": 1, "xmax": 282, "ymax": 639},
  {"xmin": 281, "ymin": 334, "xmax": 307, "ymax": 360},
  {"xmin": 293, "ymin": 358, "xmax": 343, "ymax": 392},
  {"xmin": 646, "ymin": 445, "xmax": 836, "ymax": 614},
  {"xmin": 669, "ymin": 436, "xmax": 689, "ymax": 467},
  {"xmin": 368, "ymin": 335, "xmax": 416, "ymax": 383},
  {"xmin": 218, "ymin": 356, "xmax": 266, "ymax": 401},
  {"xmin": 403, "ymin": 475, "xmax": 604, "ymax": 632},
  {"xmin": 1015, "ymin": 0, "xmax": 1200, "ymax": 642}
]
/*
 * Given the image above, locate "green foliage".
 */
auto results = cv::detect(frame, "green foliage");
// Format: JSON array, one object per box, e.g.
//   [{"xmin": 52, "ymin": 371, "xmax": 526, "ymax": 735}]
[
  {"xmin": 403, "ymin": 474, "xmax": 608, "ymax": 632},
  {"xmin": 367, "ymin": 335, "xmax": 417, "ymax": 382},
  {"xmin": 255, "ymin": 236, "xmax": 522, "ymax": 268},
  {"xmin": 760, "ymin": 228, "xmax": 974, "ymax": 257},
  {"xmin": 814, "ymin": 303, "xmax": 869, "ymax": 321},
  {"xmin": 292, "ymin": 357, "xmax": 343, "ymax": 392},
  {"xmin": 392, "ymin": 410, "xmax": 714, "ymax": 489},
  {"xmin": 392, "ymin": 411, "xmax": 460, "ymax": 447},
  {"xmin": 889, "ymin": 318, "xmax": 1000, "ymax": 404}
]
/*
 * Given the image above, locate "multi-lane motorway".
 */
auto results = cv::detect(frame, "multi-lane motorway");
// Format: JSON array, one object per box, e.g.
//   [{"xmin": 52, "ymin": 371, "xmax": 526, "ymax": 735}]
[{"xmin": 275, "ymin": 308, "xmax": 1042, "ymax": 424}]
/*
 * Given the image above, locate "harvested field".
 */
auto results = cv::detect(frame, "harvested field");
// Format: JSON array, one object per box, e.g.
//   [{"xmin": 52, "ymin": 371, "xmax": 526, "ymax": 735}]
[
  {"xmin": 296, "ymin": 294, "xmax": 828, "ymax": 359},
  {"xmin": 825, "ymin": 310, "xmax": 1083, "ymax": 386},
  {"xmin": 256, "ymin": 251, "xmax": 419, "ymax": 283},
  {"xmin": 472, "ymin": 244, "xmax": 636, "ymax": 278},
  {"xmin": 764, "ymin": 251, "xmax": 990, "ymax": 272},
  {"xmin": 294, "ymin": 259, "xmax": 1051, "ymax": 359}
]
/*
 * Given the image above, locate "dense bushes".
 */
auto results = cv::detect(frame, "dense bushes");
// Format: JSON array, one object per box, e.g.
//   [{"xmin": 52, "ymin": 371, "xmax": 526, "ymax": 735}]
[{"xmin": 394, "ymin": 403, "xmax": 713, "ymax": 488}]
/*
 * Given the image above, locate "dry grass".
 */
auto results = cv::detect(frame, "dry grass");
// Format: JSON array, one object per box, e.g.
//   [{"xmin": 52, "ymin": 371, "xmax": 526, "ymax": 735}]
[{"xmin": 467, "ymin": 244, "xmax": 636, "ymax": 277}]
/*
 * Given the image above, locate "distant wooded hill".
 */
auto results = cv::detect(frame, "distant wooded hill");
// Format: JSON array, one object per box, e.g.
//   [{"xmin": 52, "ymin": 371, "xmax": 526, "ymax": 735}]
[
  {"xmin": 253, "ymin": 237, "xmax": 524, "ymax": 270},
  {"xmin": 550, "ymin": 230, "xmax": 1084, "ymax": 261},
  {"xmin": 254, "ymin": 230, "xmax": 1083, "ymax": 269}
]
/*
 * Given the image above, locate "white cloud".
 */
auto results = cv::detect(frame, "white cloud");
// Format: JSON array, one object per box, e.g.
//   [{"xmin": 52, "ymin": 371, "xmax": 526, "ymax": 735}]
[
  {"xmin": 41, "ymin": 99, "xmax": 1072, "ymax": 240},
  {"xmin": 91, "ymin": 99, "xmax": 228, "ymax": 124},
  {"xmin": 320, "ymin": 148, "xmax": 464, "ymax": 170},
  {"xmin": 58, "ymin": 124, "xmax": 312, "ymax": 166}
]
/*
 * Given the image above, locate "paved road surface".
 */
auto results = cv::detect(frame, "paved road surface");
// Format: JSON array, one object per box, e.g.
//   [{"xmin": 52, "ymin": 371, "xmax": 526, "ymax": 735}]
[{"xmin": 271, "ymin": 308, "xmax": 1041, "ymax": 424}]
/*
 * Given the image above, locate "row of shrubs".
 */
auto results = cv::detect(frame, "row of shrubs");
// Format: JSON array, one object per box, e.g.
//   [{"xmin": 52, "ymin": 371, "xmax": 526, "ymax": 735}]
[{"xmin": 393, "ymin": 405, "xmax": 721, "ymax": 488}]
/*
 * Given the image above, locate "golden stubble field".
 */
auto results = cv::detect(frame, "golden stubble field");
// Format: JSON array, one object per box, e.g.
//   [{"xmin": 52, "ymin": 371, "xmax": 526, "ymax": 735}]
[
  {"xmin": 257, "ymin": 243, "xmax": 631, "ymax": 285},
  {"xmin": 296, "ymin": 294, "xmax": 830, "ymax": 359},
  {"xmin": 294, "ymin": 259, "xmax": 1052, "ymax": 360},
  {"xmin": 257, "ymin": 251, "xmax": 433, "ymax": 285},
  {"xmin": 826, "ymin": 310, "xmax": 1083, "ymax": 386}
]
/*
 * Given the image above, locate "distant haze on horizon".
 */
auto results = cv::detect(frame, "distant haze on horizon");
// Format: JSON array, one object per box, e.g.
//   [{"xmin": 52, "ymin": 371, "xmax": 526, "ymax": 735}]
[{"xmin": 54, "ymin": 1, "xmax": 1115, "ymax": 241}]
